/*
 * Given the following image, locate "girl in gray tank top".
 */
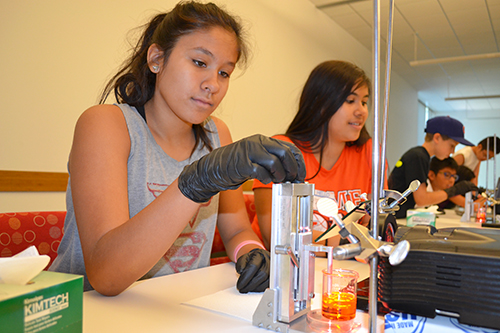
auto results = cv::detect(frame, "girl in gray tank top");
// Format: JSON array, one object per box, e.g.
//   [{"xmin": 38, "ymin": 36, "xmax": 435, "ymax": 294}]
[{"xmin": 49, "ymin": 1, "xmax": 304, "ymax": 296}]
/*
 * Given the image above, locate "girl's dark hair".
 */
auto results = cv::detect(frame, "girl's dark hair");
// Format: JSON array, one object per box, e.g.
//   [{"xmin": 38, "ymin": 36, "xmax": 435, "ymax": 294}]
[
  {"xmin": 100, "ymin": 1, "xmax": 248, "ymax": 153},
  {"xmin": 285, "ymin": 60, "xmax": 371, "ymax": 180}
]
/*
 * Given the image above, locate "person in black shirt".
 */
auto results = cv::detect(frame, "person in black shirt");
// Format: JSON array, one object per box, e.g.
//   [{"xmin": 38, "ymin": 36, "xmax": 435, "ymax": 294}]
[{"xmin": 388, "ymin": 116, "xmax": 478, "ymax": 218}]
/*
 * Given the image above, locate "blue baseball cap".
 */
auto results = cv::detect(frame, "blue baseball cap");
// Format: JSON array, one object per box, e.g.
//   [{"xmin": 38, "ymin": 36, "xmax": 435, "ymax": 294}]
[{"xmin": 425, "ymin": 116, "xmax": 474, "ymax": 146}]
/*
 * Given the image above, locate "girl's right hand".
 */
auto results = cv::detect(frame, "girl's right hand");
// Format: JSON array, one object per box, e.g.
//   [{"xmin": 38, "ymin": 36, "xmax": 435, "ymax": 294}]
[{"xmin": 178, "ymin": 134, "xmax": 306, "ymax": 203}]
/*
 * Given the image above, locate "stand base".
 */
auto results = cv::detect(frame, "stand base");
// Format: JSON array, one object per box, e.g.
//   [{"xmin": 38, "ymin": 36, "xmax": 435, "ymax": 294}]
[{"xmin": 306, "ymin": 310, "xmax": 360, "ymax": 333}]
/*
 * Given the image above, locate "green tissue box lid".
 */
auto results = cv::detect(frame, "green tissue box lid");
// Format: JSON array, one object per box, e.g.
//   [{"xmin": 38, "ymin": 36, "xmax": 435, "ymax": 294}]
[{"xmin": 0, "ymin": 271, "xmax": 83, "ymax": 333}]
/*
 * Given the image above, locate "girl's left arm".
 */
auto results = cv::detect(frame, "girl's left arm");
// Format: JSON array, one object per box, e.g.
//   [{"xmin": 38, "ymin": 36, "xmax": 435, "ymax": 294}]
[{"xmin": 211, "ymin": 117, "xmax": 265, "ymax": 262}]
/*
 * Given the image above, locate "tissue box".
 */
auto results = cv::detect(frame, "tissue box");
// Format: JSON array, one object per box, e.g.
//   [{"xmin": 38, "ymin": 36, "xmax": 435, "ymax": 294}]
[
  {"xmin": 406, "ymin": 210, "xmax": 436, "ymax": 227},
  {"xmin": 0, "ymin": 271, "xmax": 83, "ymax": 332},
  {"xmin": 384, "ymin": 311, "xmax": 500, "ymax": 333}
]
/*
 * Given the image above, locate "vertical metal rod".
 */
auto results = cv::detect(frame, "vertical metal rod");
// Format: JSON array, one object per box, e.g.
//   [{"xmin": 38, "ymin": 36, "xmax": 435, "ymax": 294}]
[
  {"xmin": 494, "ymin": 134, "xmax": 497, "ymax": 223},
  {"xmin": 370, "ymin": 0, "xmax": 381, "ymax": 332},
  {"xmin": 379, "ymin": 0, "xmax": 395, "ymax": 195},
  {"xmin": 494, "ymin": 134, "xmax": 497, "ymax": 188},
  {"xmin": 487, "ymin": 139, "xmax": 490, "ymax": 192},
  {"xmin": 413, "ymin": 33, "xmax": 417, "ymax": 62}
]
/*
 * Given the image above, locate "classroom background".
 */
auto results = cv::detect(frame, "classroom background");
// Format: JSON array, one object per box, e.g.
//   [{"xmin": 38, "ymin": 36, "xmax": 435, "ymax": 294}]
[{"xmin": 1, "ymin": 0, "xmax": 499, "ymax": 212}]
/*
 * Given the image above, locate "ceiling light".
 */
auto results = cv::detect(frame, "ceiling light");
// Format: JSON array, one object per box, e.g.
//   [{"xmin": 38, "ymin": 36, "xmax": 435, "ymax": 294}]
[
  {"xmin": 410, "ymin": 52, "xmax": 500, "ymax": 67},
  {"xmin": 316, "ymin": 0, "xmax": 367, "ymax": 9},
  {"xmin": 445, "ymin": 95, "xmax": 500, "ymax": 101}
]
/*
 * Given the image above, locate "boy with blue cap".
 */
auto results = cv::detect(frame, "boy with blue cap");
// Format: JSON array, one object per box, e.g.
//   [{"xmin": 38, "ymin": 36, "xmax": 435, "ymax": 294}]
[{"xmin": 389, "ymin": 116, "xmax": 479, "ymax": 218}]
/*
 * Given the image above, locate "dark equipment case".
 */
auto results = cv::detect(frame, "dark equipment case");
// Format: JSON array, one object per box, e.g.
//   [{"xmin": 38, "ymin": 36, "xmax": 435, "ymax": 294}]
[{"xmin": 378, "ymin": 225, "xmax": 500, "ymax": 330}]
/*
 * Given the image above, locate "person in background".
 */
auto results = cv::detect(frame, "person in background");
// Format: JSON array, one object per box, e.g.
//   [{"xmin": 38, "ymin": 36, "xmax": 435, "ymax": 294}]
[
  {"xmin": 253, "ymin": 60, "xmax": 386, "ymax": 250},
  {"xmin": 388, "ymin": 116, "xmax": 479, "ymax": 218},
  {"xmin": 426, "ymin": 157, "xmax": 459, "ymax": 193},
  {"xmin": 453, "ymin": 136, "xmax": 500, "ymax": 185},
  {"xmin": 424, "ymin": 157, "xmax": 458, "ymax": 210},
  {"xmin": 440, "ymin": 165, "xmax": 487, "ymax": 210},
  {"xmin": 49, "ymin": 1, "xmax": 305, "ymax": 296}
]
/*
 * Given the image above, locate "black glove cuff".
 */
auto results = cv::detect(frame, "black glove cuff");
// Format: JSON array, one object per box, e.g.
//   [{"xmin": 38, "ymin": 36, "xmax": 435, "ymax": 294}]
[
  {"xmin": 443, "ymin": 187, "xmax": 454, "ymax": 199},
  {"xmin": 178, "ymin": 164, "xmax": 216, "ymax": 203}
]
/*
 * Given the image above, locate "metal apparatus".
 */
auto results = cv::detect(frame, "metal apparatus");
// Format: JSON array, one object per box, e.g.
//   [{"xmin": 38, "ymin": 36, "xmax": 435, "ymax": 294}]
[
  {"xmin": 460, "ymin": 183, "xmax": 500, "ymax": 223},
  {"xmin": 460, "ymin": 190, "xmax": 499, "ymax": 223},
  {"xmin": 252, "ymin": 182, "xmax": 411, "ymax": 332},
  {"xmin": 485, "ymin": 135, "xmax": 499, "ymax": 224},
  {"xmin": 252, "ymin": 183, "xmax": 327, "ymax": 332},
  {"xmin": 460, "ymin": 192, "xmax": 474, "ymax": 222},
  {"xmin": 379, "ymin": 180, "xmax": 421, "ymax": 214},
  {"xmin": 253, "ymin": 1, "xmax": 409, "ymax": 329},
  {"xmin": 315, "ymin": 180, "xmax": 420, "ymax": 244},
  {"xmin": 314, "ymin": 180, "xmax": 417, "ymax": 266}
]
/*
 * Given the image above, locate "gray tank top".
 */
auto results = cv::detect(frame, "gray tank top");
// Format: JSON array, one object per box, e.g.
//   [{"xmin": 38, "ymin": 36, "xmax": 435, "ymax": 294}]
[{"xmin": 50, "ymin": 104, "xmax": 220, "ymax": 291}]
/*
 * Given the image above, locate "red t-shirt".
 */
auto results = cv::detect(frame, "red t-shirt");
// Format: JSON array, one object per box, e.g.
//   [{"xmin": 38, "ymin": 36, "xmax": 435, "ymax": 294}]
[{"xmin": 253, "ymin": 135, "xmax": 386, "ymax": 232}]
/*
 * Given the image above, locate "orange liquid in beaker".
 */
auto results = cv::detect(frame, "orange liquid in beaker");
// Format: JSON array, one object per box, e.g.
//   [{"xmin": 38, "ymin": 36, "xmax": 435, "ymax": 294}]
[{"xmin": 321, "ymin": 292, "xmax": 356, "ymax": 321}]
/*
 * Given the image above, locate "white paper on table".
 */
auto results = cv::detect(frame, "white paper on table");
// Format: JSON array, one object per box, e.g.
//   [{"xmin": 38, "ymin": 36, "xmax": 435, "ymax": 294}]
[
  {"xmin": 183, "ymin": 260, "xmax": 376, "ymax": 330},
  {"xmin": 183, "ymin": 286, "xmax": 384, "ymax": 332},
  {"xmin": 182, "ymin": 262, "xmax": 370, "ymax": 323},
  {"xmin": 183, "ymin": 286, "xmax": 261, "ymax": 322},
  {"xmin": 0, "ymin": 246, "xmax": 50, "ymax": 285}
]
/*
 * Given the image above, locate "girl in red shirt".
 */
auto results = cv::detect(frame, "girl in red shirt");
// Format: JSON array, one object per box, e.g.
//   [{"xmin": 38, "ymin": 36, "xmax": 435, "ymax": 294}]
[{"xmin": 253, "ymin": 60, "xmax": 386, "ymax": 249}]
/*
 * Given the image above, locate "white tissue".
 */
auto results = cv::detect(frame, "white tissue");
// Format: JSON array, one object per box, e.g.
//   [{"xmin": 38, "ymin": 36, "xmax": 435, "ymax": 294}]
[{"xmin": 0, "ymin": 246, "xmax": 50, "ymax": 285}]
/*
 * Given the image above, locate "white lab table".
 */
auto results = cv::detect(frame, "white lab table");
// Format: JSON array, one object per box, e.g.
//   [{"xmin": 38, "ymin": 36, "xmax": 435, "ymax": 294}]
[
  {"xmin": 82, "ymin": 258, "xmax": 381, "ymax": 332},
  {"xmin": 82, "ymin": 210, "xmax": 494, "ymax": 332}
]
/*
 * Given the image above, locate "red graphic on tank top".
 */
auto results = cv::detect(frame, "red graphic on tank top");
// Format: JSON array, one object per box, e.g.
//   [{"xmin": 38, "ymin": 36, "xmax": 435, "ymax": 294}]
[
  {"xmin": 164, "ymin": 232, "xmax": 207, "ymax": 272},
  {"xmin": 147, "ymin": 181, "xmax": 212, "ymax": 228},
  {"xmin": 147, "ymin": 182, "xmax": 168, "ymax": 198},
  {"xmin": 147, "ymin": 181, "xmax": 212, "ymax": 271}
]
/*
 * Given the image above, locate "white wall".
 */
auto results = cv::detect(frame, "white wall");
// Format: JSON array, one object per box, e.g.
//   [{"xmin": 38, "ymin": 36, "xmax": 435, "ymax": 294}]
[
  {"xmin": 0, "ymin": 0, "xmax": 418, "ymax": 212},
  {"xmin": 385, "ymin": 73, "xmax": 421, "ymax": 170}
]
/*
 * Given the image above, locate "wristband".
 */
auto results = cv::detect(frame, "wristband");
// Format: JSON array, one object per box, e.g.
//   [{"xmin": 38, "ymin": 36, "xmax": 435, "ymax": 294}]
[{"xmin": 233, "ymin": 240, "xmax": 265, "ymax": 260}]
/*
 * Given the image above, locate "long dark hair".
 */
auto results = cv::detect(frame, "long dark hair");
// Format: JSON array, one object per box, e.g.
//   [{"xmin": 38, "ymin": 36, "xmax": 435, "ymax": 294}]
[
  {"xmin": 286, "ymin": 60, "xmax": 371, "ymax": 179},
  {"xmin": 100, "ymin": 1, "xmax": 248, "ymax": 153}
]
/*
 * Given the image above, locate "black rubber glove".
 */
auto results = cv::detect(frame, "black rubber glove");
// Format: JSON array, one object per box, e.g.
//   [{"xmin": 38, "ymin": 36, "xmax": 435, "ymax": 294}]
[
  {"xmin": 178, "ymin": 134, "xmax": 306, "ymax": 203},
  {"xmin": 444, "ymin": 180, "xmax": 479, "ymax": 198},
  {"xmin": 235, "ymin": 248, "xmax": 270, "ymax": 293}
]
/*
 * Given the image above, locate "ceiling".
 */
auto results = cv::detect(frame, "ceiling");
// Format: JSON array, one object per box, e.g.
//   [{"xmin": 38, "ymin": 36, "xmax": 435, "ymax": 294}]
[{"xmin": 308, "ymin": 0, "xmax": 500, "ymax": 114}]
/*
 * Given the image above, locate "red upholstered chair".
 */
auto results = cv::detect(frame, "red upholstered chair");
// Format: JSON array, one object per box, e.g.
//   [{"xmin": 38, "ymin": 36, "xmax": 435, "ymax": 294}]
[
  {"xmin": 0, "ymin": 211, "xmax": 66, "ymax": 269},
  {"xmin": 210, "ymin": 193, "xmax": 260, "ymax": 266},
  {"xmin": 244, "ymin": 193, "xmax": 257, "ymax": 224}
]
